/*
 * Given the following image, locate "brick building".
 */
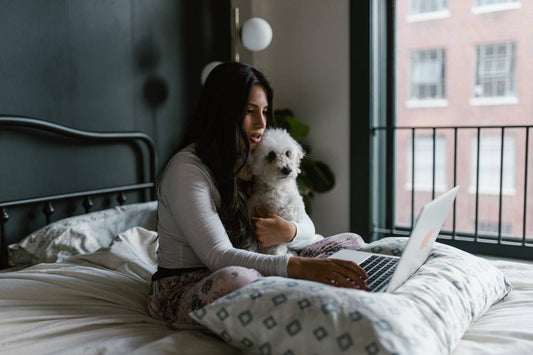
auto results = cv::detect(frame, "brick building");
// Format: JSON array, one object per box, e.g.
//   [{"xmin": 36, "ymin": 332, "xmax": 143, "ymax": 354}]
[{"xmin": 394, "ymin": 0, "xmax": 532, "ymax": 240}]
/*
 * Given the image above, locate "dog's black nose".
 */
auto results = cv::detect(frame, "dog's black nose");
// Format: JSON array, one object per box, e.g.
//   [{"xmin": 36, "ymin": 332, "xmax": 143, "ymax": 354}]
[{"xmin": 281, "ymin": 166, "xmax": 292, "ymax": 176}]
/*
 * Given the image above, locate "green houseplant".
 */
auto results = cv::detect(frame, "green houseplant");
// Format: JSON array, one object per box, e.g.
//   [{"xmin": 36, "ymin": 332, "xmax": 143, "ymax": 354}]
[{"xmin": 274, "ymin": 109, "xmax": 335, "ymax": 214}]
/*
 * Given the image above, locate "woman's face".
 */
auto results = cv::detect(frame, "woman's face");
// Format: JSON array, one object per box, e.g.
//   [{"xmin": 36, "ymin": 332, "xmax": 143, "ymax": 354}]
[{"xmin": 242, "ymin": 84, "xmax": 268, "ymax": 151}]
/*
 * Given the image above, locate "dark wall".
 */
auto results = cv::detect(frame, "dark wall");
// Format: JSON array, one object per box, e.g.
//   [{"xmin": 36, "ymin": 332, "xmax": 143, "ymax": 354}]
[
  {"xmin": 0, "ymin": 0, "xmax": 231, "ymax": 241},
  {"xmin": 0, "ymin": 0, "xmax": 230, "ymax": 198}
]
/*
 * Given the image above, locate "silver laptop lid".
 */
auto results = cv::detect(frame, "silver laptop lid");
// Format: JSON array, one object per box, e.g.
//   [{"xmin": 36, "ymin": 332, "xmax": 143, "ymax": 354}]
[{"xmin": 386, "ymin": 186, "xmax": 459, "ymax": 292}]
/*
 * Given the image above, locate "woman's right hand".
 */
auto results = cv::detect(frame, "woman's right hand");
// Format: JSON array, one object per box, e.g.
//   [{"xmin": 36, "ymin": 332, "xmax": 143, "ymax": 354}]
[{"xmin": 287, "ymin": 256, "xmax": 369, "ymax": 290}]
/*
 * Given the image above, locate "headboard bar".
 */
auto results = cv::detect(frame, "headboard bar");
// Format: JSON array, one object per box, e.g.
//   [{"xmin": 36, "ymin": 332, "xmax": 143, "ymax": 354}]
[
  {"xmin": 0, "ymin": 116, "xmax": 158, "ymax": 269},
  {"xmin": 0, "ymin": 115, "xmax": 158, "ymax": 185},
  {"xmin": 0, "ymin": 183, "xmax": 153, "ymax": 209},
  {"xmin": 0, "ymin": 183, "xmax": 153, "ymax": 269},
  {"xmin": 0, "ymin": 209, "xmax": 8, "ymax": 269}
]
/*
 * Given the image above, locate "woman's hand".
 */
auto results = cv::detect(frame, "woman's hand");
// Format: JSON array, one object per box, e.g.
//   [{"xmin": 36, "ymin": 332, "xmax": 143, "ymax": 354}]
[
  {"xmin": 287, "ymin": 256, "xmax": 369, "ymax": 290},
  {"xmin": 252, "ymin": 206, "xmax": 296, "ymax": 247}
]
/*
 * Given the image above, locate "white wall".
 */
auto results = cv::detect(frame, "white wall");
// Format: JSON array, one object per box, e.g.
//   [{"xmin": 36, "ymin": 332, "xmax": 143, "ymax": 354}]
[{"xmin": 250, "ymin": 0, "xmax": 350, "ymax": 236}]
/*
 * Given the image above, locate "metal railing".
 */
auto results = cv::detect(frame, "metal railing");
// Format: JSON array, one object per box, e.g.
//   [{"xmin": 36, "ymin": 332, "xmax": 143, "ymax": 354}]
[{"xmin": 371, "ymin": 124, "xmax": 532, "ymax": 260}]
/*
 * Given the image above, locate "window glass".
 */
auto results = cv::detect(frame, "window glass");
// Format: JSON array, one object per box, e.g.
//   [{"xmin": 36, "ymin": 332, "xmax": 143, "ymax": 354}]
[
  {"xmin": 476, "ymin": 0, "xmax": 518, "ymax": 6},
  {"xmin": 395, "ymin": 0, "xmax": 532, "ymax": 239},
  {"xmin": 410, "ymin": 49, "xmax": 445, "ymax": 100},
  {"xmin": 470, "ymin": 134, "xmax": 516, "ymax": 194},
  {"xmin": 410, "ymin": 0, "xmax": 447, "ymax": 14},
  {"xmin": 406, "ymin": 135, "xmax": 447, "ymax": 191},
  {"xmin": 475, "ymin": 42, "xmax": 515, "ymax": 98}
]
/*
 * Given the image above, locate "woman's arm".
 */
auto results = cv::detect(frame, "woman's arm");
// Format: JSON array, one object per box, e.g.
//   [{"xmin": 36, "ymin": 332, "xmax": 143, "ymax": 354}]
[
  {"xmin": 161, "ymin": 152, "xmax": 367, "ymax": 289},
  {"xmin": 252, "ymin": 209, "xmax": 322, "ymax": 250},
  {"xmin": 287, "ymin": 256, "xmax": 369, "ymax": 290},
  {"xmin": 161, "ymin": 153, "xmax": 291, "ymax": 276}
]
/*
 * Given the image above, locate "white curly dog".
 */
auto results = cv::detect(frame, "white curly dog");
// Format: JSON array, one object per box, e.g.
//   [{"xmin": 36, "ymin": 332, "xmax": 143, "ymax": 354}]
[{"xmin": 244, "ymin": 127, "xmax": 306, "ymax": 255}]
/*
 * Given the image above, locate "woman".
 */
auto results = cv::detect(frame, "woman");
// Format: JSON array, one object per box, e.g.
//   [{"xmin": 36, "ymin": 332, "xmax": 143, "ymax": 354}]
[{"xmin": 147, "ymin": 62, "xmax": 368, "ymax": 329}]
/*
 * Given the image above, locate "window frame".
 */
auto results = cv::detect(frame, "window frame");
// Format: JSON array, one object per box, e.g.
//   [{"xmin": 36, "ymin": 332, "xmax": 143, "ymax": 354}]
[
  {"xmin": 472, "ymin": 0, "xmax": 521, "ymax": 15},
  {"xmin": 410, "ymin": 0, "xmax": 447, "ymax": 14},
  {"xmin": 407, "ymin": 0, "xmax": 450, "ymax": 22},
  {"xmin": 409, "ymin": 48, "xmax": 446, "ymax": 101},
  {"xmin": 350, "ymin": 0, "xmax": 532, "ymax": 260},
  {"xmin": 474, "ymin": 42, "xmax": 516, "ymax": 100},
  {"xmin": 476, "ymin": 0, "xmax": 518, "ymax": 4}
]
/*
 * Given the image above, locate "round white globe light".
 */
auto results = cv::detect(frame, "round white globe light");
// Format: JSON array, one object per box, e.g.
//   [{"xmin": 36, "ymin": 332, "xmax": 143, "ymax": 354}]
[
  {"xmin": 241, "ymin": 17, "xmax": 273, "ymax": 52},
  {"xmin": 200, "ymin": 61, "xmax": 223, "ymax": 85}
]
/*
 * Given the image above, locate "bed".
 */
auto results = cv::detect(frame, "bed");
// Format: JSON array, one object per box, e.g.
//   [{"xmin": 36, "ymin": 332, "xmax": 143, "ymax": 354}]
[{"xmin": 1, "ymin": 116, "xmax": 532, "ymax": 355}]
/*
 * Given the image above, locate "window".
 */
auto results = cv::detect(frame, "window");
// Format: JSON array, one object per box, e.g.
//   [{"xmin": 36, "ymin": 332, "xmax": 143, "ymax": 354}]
[
  {"xmin": 410, "ymin": 49, "xmax": 445, "ymax": 100},
  {"xmin": 476, "ymin": 0, "xmax": 518, "ymax": 5},
  {"xmin": 351, "ymin": 0, "xmax": 533, "ymax": 258},
  {"xmin": 406, "ymin": 135, "xmax": 447, "ymax": 191},
  {"xmin": 472, "ymin": 0, "xmax": 521, "ymax": 14},
  {"xmin": 474, "ymin": 42, "xmax": 516, "ymax": 99},
  {"xmin": 410, "ymin": 0, "xmax": 447, "ymax": 14},
  {"xmin": 478, "ymin": 221, "xmax": 512, "ymax": 235},
  {"xmin": 470, "ymin": 134, "xmax": 516, "ymax": 195}
]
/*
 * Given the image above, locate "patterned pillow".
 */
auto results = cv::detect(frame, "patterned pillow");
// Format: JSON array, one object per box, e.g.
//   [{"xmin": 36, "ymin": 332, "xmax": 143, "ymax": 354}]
[
  {"xmin": 190, "ymin": 238, "xmax": 511, "ymax": 355},
  {"xmin": 8, "ymin": 201, "xmax": 157, "ymax": 266}
]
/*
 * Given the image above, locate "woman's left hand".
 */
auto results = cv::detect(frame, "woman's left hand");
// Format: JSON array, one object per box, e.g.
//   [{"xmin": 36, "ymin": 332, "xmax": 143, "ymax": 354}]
[{"xmin": 252, "ymin": 206, "xmax": 296, "ymax": 247}]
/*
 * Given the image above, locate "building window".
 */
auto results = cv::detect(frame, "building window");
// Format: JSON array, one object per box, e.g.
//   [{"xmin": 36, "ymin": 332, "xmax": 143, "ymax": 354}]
[
  {"xmin": 476, "ymin": 0, "xmax": 518, "ymax": 5},
  {"xmin": 410, "ymin": 49, "xmax": 445, "ymax": 100},
  {"xmin": 470, "ymin": 134, "xmax": 515, "ymax": 195},
  {"xmin": 477, "ymin": 221, "xmax": 513, "ymax": 235},
  {"xmin": 474, "ymin": 42, "xmax": 516, "ymax": 98},
  {"xmin": 406, "ymin": 135, "xmax": 447, "ymax": 191},
  {"xmin": 472, "ymin": 0, "xmax": 521, "ymax": 14},
  {"xmin": 410, "ymin": 0, "xmax": 447, "ymax": 14}
]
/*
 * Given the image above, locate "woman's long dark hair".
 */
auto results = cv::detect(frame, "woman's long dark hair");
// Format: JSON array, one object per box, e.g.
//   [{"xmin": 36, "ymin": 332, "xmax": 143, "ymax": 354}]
[{"xmin": 173, "ymin": 62, "xmax": 274, "ymax": 248}]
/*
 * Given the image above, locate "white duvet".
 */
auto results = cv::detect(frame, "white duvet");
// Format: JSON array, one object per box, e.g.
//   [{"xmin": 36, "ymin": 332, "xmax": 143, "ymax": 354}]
[
  {"xmin": 453, "ymin": 260, "xmax": 533, "ymax": 355},
  {"xmin": 1, "ymin": 227, "xmax": 532, "ymax": 355},
  {"xmin": 0, "ymin": 227, "xmax": 238, "ymax": 355}
]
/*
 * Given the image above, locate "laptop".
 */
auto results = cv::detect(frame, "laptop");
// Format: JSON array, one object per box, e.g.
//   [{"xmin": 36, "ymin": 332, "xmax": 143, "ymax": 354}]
[{"xmin": 329, "ymin": 186, "xmax": 459, "ymax": 293}]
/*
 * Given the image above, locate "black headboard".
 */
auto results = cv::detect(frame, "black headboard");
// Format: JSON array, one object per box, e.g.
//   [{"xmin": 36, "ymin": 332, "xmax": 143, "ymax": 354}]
[{"xmin": 0, "ymin": 115, "xmax": 158, "ymax": 268}]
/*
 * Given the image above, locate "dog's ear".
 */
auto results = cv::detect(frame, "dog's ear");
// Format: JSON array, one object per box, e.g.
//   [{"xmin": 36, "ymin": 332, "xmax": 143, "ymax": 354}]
[{"xmin": 297, "ymin": 145, "xmax": 306, "ymax": 162}]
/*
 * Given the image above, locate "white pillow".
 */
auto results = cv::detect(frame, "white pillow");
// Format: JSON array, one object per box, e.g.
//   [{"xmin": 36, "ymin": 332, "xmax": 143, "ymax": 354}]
[
  {"xmin": 8, "ymin": 201, "xmax": 157, "ymax": 266},
  {"xmin": 67, "ymin": 226, "xmax": 158, "ymax": 282},
  {"xmin": 190, "ymin": 238, "xmax": 511, "ymax": 355}
]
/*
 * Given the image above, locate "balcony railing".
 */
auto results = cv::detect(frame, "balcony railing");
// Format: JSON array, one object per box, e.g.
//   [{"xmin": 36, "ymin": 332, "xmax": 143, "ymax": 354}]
[{"xmin": 371, "ymin": 124, "xmax": 532, "ymax": 260}]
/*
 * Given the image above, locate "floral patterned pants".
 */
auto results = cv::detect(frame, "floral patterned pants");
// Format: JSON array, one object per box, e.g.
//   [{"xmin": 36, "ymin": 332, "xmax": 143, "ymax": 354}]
[{"xmin": 147, "ymin": 233, "xmax": 365, "ymax": 329}]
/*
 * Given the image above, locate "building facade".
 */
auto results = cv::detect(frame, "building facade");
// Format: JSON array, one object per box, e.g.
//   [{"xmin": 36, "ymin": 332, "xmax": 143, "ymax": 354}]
[{"xmin": 394, "ymin": 0, "xmax": 532, "ymax": 240}]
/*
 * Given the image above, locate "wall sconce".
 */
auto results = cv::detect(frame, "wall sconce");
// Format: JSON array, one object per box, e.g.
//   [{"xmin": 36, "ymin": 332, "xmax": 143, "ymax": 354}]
[
  {"xmin": 201, "ymin": 7, "xmax": 273, "ymax": 84},
  {"xmin": 232, "ymin": 7, "xmax": 272, "ymax": 62}
]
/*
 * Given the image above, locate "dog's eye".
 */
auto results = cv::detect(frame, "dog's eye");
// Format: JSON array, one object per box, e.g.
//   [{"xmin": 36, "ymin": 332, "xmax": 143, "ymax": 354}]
[
  {"xmin": 266, "ymin": 151, "xmax": 276, "ymax": 162},
  {"xmin": 285, "ymin": 151, "xmax": 291, "ymax": 157}
]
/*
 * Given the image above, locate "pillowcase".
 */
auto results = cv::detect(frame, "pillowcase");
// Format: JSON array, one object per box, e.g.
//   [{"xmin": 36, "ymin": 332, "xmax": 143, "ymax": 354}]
[
  {"xmin": 8, "ymin": 201, "xmax": 157, "ymax": 266},
  {"xmin": 67, "ymin": 226, "xmax": 158, "ymax": 282},
  {"xmin": 190, "ymin": 237, "xmax": 511, "ymax": 355}
]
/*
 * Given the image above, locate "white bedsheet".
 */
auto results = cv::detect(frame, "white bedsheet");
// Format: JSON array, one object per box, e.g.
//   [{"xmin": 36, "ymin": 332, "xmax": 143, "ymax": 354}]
[
  {"xmin": 453, "ymin": 260, "xmax": 533, "ymax": 354},
  {"xmin": 1, "ymin": 227, "xmax": 532, "ymax": 355},
  {"xmin": 0, "ymin": 227, "xmax": 239, "ymax": 355}
]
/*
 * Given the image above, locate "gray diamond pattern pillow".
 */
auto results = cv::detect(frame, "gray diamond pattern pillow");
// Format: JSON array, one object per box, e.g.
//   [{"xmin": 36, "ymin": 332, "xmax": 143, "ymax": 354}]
[{"xmin": 190, "ymin": 238, "xmax": 511, "ymax": 355}]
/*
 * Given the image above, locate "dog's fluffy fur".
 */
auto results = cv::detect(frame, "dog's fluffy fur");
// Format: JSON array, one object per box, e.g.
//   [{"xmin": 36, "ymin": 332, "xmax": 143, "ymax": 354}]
[{"xmin": 245, "ymin": 128, "xmax": 306, "ymax": 255}]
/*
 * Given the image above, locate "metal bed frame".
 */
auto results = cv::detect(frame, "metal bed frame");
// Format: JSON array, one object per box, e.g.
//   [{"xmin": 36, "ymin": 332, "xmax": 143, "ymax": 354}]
[{"xmin": 0, "ymin": 115, "xmax": 158, "ymax": 269}]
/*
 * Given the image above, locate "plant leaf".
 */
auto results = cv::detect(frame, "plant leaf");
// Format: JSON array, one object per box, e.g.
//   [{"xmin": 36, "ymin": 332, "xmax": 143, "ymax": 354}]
[
  {"xmin": 274, "ymin": 109, "xmax": 310, "ymax": 140},
  {"xmin": 301, "ymin": 158, "xmax": 335, "ymax": 192}
]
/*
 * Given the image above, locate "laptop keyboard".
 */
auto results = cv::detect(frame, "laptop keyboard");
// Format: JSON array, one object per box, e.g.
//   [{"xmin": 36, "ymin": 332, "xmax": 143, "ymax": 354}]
[{"xmin": 359, "ymin": 255, "xmax": 399, "ymax": 292}]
